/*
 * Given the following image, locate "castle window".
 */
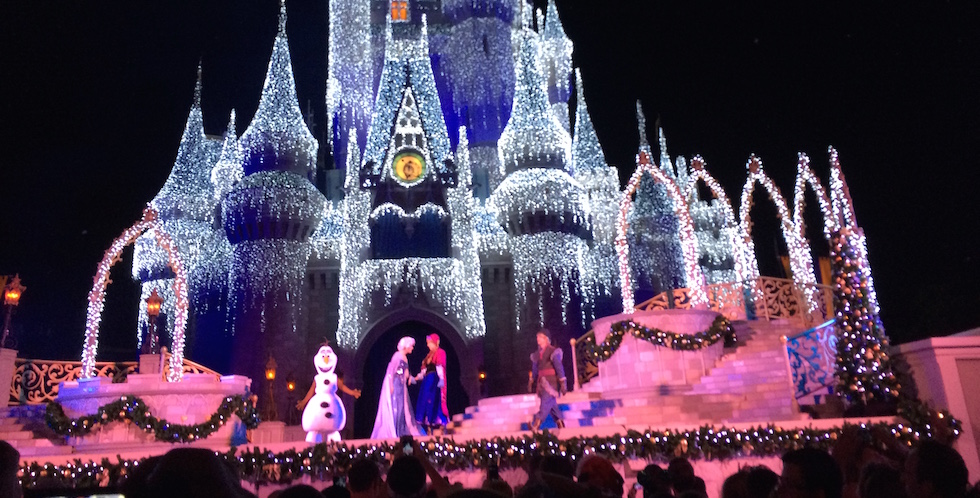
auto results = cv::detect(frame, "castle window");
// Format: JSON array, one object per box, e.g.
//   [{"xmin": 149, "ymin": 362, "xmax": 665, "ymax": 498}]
[{"xmin": 390, "ymin": 1, "xmax": 408, "ymax": 22}]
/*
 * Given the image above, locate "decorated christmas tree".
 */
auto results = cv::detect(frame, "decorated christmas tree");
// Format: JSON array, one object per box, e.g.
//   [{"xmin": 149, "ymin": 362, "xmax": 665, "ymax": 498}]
[{"xmin": 830, "ymin": 226, "xmax": 899, "ymax": 406}]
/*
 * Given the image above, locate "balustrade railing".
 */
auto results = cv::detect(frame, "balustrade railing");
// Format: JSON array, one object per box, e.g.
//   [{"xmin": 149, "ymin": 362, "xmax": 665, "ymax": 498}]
[
  {"xmin": 572, "ymin": 276, "xmax": 836, "ymax": 389},
  {"xmin": 8, "ymin": 355, "xmax": 222, "ymax": 405},
  {"xmin": 785, "ymin": 319, "xmax": 838, "ymax": 402}
]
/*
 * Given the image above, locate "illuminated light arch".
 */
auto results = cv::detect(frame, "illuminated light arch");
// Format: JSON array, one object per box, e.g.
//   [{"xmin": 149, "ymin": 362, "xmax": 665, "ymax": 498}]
[
  {"xmin": 792, "ymin": 153, "xmax": 837, "ymax": 240},
  {"xmin": 828, "ymin": 147, "xmax": 857, "ymax": 230},
  {"xmin": 81, "ymin": 206, "xmax": 189, "ymax": 381},
  {"xmin": 738, "ymin": 155, "xmax": 820, "ymax": 314},
  {"xmin": 617, "ymin": 151, "xmax": 707, "ymax": 313},
  {"xmin": 683, "ymin": 155, "xmax": 754, "ymax": 286}
]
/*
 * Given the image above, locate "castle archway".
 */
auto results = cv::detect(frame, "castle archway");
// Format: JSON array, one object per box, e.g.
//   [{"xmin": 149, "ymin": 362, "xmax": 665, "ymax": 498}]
[{"xmin": 348, "ymin": 305, "xmax": 480, "ymax": 438}]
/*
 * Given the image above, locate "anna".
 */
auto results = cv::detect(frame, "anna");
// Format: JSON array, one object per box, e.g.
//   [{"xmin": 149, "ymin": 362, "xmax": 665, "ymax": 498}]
[{"xmin": 414, "ymin": 333, "xmax": 449, "ymax": 432}]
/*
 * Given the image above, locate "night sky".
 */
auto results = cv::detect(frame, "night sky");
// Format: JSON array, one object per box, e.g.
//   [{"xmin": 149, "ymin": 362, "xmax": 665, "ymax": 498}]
[{"xmin": 2, "ymin": 1, "xmax": 979, "ymax": 363}]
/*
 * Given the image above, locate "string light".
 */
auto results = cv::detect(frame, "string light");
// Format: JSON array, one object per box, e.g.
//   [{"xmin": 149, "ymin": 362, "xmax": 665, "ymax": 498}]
[
  {"xmin": 84, "ymin": 207, "xmax": 189, "ymax": 381},
  {"xmin": 326, "ymin": 0, "xmax": 373, "ymax": 169},
  {"xmin": 738, "ymin": 155, "xmax": 819, "ymax": 315},
  {"xmin": 617, "ymin": 150, "xmax": 707, "ymax": 313},
  {"xmin": 684, "ymin": 156, "xmax": 751, "ymax": 288},
  {"xmin": 792, "ymin": 153, "xmax": 837, "ymax": 240}
]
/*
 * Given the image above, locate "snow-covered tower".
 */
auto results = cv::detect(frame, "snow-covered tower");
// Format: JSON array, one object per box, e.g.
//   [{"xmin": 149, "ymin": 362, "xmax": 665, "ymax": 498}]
[
  {"xmin": 490, "ymin": 23, "xmax": 591, "ymax": 335},
  {"xmin": 132, "ymin": 69, "xmax": 221, "ymax": 355},
  {"xmin": 627, "ymin": 105, "xmax": 685, "ymax": 300},
  {"xmin": 222, "ymin": 2, "xmax": 326, "ymax": 393},
  {"xmin": 539, "ymin": 0, "xmax": 573, "ymax": 132}
]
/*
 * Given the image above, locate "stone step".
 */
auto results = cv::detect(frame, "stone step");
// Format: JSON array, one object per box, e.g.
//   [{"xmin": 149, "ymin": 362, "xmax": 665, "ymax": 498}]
[
  {"xmin": 0, "ymin": 429, "xmax": 34, "ymax": 441},
  {"xmin": 0, "ymin": 416, "xmax": 21, "ymax": 427}
]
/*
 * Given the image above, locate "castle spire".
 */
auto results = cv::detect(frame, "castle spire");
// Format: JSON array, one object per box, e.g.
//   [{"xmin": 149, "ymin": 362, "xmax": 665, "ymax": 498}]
[
  {"xmin": 239, "ymin": 0, "xmax": 318, "ymax": 179},
  {"xmin": 152, "ymin": 66, "xmax": 220, "ymax": 224},
  {"xmin": 345, "ymin": 127, "xmax": 361, "ymax": 190},
  {"xmin": 571, "ymin": 69, "xmax": 607, "ymax": 174},
  {"xmin": 636, "ymin": 101, "xmax": 652, "ymax": 162},
  {"xmin": 211, "ymin": 110, "xmax": 244, "ymax": 203},
  {"xmin": 542, "ymin": 0, "xmax": 568, "ymax": 40},
  {"xmin": 658, "ymin": 126, "xmax": 675, "ymax": 179},
  {"xmin": 497, "ymin": 27, "xmax": 571, "ymax": 175}
]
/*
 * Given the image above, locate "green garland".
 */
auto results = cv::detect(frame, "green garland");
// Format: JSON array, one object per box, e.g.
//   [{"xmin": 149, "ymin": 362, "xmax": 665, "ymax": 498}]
[
  {"xmin": 45, "ymin": 394, "xmax": 261, "ymax": 442},
  {"xmin": 20, "ymin": 420, "xmax": 935, "ymax": 490},
  {"xmin": 579, "ymin": 315, "xmax": 735, "ymax": 363}
]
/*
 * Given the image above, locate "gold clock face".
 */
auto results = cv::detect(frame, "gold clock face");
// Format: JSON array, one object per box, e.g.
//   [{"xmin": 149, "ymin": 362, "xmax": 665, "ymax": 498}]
[{"xmin": 393, "ymin": 151, "xmax": 426, "ymax": 184}]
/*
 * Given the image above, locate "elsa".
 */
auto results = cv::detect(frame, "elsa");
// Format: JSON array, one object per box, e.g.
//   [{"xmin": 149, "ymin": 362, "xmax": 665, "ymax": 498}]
[{"xmin": 371, "ymin": 337, "xmax": 423, "ymax": 438}]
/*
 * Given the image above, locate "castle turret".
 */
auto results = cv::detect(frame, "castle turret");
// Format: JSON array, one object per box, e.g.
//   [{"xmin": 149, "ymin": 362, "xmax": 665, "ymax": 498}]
[
  {"xmin": 223, "ymin": 1, "xmax": 327, "ymax": 400},
  {"xmin": 132, "ymin": 68, "xmax": 221, "ymax": 354},
  {"xmin": 490, "ymin": 24, "xmax": 592, "ymax": 332},
  {"xmin": 540, "ymin": 0, "xmax": 573, "ymax": 132}
]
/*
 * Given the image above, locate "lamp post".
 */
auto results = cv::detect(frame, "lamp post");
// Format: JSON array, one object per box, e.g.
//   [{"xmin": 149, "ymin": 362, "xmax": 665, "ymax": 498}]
[
  {"xmin": 142, "ymin": 289, "xmax": 164, "ymax": 355},
  {"xmin": 285, "ymin": 373, "xmax": 297, "ymax": 425},
  {"xmin": 2, "ymin": 275, "xmax": 26, "ymax": 348},
  {"xmin": 478, "ymin": 365, "xmax": 488, "ymax": 399},
  {"xmin": 263, "ymin": 355, "xmax": 278, "ymax": 422}
]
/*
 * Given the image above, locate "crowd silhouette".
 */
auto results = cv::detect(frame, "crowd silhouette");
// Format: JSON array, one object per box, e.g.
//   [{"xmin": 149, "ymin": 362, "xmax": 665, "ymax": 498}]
[{"xmin": 2, "ymin": 433, "xmax": 979, "ymax": 498}]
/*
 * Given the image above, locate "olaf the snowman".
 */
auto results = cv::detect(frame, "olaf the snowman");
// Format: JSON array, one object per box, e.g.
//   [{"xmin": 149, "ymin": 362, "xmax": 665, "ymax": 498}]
[{"xmin": 301, "ymin": 344, "xmax": 346, "ymax": 442}]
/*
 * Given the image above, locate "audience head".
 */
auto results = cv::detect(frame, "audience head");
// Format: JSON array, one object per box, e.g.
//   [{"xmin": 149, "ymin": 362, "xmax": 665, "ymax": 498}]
[
  {"xmin": 0, "ymin": 441, "xmax": 22, "ymax": 498},
  {"xmin": 721, "ymin": 470, "xmax": 749, "ymax": 498},
  {"xmin": 323, "ymin": 484, "xmax": 352, "ymax": 498},
  {"xmin": 667, "ymin": 458, "xmax": 705, "ymax": 494},
  {"xmin": 778, "ymin": 448, "xmax": 843, "ymax": 498},
  {"xmin": 577, "ymin": 455, "xmax": 625, "ymax": 498},
  {"xmin": 537, "ymin": 454, "xmax": 576, "ymax": 479},
  {"xmin": 903, "ymin": 440, "xmax": 969, "ymax": 498},
  {"xmin": 388, "ymin": 456, "xmax": 427, "ymax": 498},
  {"xmin": 745, "ymin": 465, "xmax": 778, "ymax": 498},
  {"xmin": 280, "ymin": 484, "xmax": 325, "ymax": 498},
  {"xmin": 348, "ymin": 458, "xmax": 384, "ymax": 497},
  {"xmin": 859, "ymin": 461, "xmax": 906, "ymax": 498},
  {"xmin": 636, "ymin": 464, "xmax": 672, "ymax": 498},
  {"xmin": 142, "ymin": 448, "xmax": 253, "ymax": 498},
  {"xmin": 481, "ymin": 478, "xmax": 514, "ymax": 498}
]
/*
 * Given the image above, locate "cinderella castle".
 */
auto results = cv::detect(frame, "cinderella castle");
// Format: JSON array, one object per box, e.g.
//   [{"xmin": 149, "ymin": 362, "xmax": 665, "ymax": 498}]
[{"xmin": 131, "ymin": 0, "xmax": 749, "ymax": 425}]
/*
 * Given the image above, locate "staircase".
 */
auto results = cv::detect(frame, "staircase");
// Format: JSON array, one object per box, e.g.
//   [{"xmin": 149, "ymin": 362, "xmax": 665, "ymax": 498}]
[
  {"xmin": 447, "ymin": 319, "xmax": 808, "ymax": 436},
  {"xmin": 0, "ymin": 405, "xmax": 73, "ymax": 458}
]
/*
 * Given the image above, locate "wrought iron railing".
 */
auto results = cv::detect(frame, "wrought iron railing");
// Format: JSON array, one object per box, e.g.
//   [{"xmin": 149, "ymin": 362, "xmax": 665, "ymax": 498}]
[
  {"xmin": 9, "ymin": 355, "xmax": 222, "ymax": 405},
  {"xmin": 785, "ymin": 319, "xmax": 838, "ymax": 402},
  {"xmin": 572, "ymin": 277, "xmax": 836, "ymax": 389}
]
